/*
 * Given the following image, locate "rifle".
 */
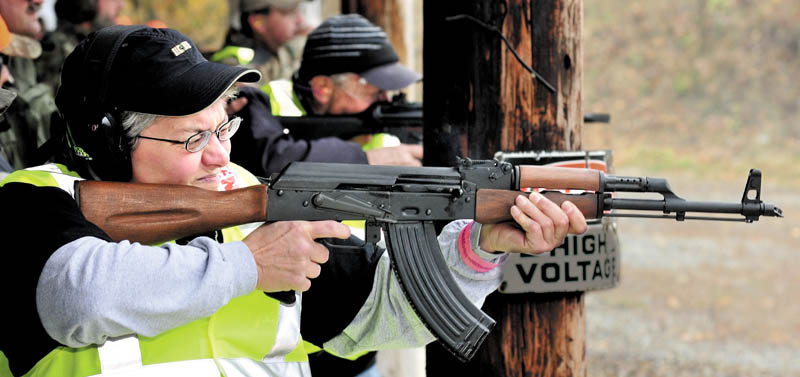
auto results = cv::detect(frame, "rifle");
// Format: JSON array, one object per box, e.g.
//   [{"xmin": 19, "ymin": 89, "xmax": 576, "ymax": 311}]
[
  {"xmin": 74, "ymin": 159, "xmax": 782, "ymax": 361},
  {"xmin": 277, "ymin": 93, "xmax": 424, "ymax": 143},
  {"xmin": 278, "ymin": 95, "xmax": 614, "ymax": 143}
]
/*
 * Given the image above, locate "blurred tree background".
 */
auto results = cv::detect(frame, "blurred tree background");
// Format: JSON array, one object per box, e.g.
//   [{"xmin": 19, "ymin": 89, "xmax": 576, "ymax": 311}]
[
  {"xmin": 120, "ymin": 0, "xmax": 229, "ymax": 52},
  {"xmin": 582, "ymin": 0, "xmax": 800, "ymax": 186}
]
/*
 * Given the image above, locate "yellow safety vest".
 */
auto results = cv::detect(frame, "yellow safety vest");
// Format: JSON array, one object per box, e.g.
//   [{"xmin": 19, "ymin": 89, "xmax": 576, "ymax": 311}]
[
  {"xmin": 2, "ymin": 163, "xmax": 310, "ymax": 377},
  {"xmin": 211, "ymin": 45, "xmax": 298, "ymax": 86}
]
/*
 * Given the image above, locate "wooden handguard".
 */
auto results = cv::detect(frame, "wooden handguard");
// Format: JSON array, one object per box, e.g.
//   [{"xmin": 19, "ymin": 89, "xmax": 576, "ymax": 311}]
[
  {"xmin": 77, "ymin": 181, "xmax": 268, "ymax": 245},
  {"xmin": 475, "ymin": 189, "xmax": 600, "ymax": 224},
  {"xmin": 518, "ymin": 165, "xmax": 602, "ymax": 191}
]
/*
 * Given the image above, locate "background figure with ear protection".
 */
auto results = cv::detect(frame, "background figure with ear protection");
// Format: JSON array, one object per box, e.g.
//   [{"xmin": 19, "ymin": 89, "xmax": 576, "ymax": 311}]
[
  {"xmin": 0, "ymin": 0, "xmax": 57, "ymax": 173},
  {"xmin": 212, "ymin": 0, "xmax": 311, "ymax": 86},
  {"xmin": 35, "ymin": 0, "xmax": 125, "ymax": 98},
  {"xmin": 0, "ymin": 25, "xmax": 587, "ymax": 377},
  {"xmin": 229, "ymin": 14, "xmax": 423, "ymax": 180}
]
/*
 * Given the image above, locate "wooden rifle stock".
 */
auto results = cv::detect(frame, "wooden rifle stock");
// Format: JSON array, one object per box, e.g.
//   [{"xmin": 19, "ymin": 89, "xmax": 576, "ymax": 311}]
[
  {"xmin": 518, "ymin": 165, "xmax": 602, "ymax": 191},
  {"xmin": 77, "ymin": 181, "xmax": 268, "ymax": 245},
  {"xmin": 475, "ymin": 190, "xmax": 599, "ymax": 224},
  {"xmin": 473, "ymin": 165, "xmax": 604, "ymax": 224}
]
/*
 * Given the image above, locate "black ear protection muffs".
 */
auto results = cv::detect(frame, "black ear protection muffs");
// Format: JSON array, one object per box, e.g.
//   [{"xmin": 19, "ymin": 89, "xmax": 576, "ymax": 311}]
[{"xmin": 57, "ymin": 25, "xmax": 146, "ymax": 181}]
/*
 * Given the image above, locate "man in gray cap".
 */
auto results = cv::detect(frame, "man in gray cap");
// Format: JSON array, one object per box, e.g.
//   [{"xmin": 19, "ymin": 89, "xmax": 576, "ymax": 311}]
[
  {"xmin": 230, "ymin": 14, "xmax": 424, "ymax": 179},
  {"xmin": 214, "ymin": 0, "xmax": 310, "ymax": 85},
  {"xmin": 232, "ymin": 14, "xmax": 426, "ymax": 376}
]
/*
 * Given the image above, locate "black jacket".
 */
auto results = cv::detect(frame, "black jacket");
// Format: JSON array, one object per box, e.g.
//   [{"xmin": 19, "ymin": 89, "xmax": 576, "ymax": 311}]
[{"xmin": 231, "ymin": 86, "xmax": 368, "ymax": 178}]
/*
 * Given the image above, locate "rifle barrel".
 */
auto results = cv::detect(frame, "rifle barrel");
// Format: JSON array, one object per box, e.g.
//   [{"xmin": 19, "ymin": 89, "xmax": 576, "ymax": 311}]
[
  {"xmin": 607, "ymin": 198, "xmax": 743, "ymax": 213},
  {"xmin": 604, "ymin": 197, "xmax": 782, "ymax": 218}
]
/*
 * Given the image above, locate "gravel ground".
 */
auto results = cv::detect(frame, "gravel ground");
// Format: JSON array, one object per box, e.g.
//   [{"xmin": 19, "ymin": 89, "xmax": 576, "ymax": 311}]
[{"xmin": 585, "ymin": 177, "xmax": 800, "ymax": 377}]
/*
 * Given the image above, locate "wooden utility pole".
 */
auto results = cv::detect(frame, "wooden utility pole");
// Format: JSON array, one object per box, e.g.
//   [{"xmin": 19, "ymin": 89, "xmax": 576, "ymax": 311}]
[
  {"xmin": 341, "ymin": 0, "xmax": 408, "ymax": 64},
  {"xmin": 424, "ymin": 1, "xmax": 585, "ymax": 376}
]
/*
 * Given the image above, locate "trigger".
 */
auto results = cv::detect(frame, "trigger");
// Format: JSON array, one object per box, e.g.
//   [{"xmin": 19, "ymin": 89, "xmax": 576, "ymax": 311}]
[{"xmin": 365, "ymin": 222, "xmax": 382, "ymax": 244}]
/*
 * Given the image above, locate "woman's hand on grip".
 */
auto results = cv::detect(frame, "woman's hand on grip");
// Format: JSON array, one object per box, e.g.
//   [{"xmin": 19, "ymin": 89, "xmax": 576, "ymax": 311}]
[{"xmin": 244, "ymin": 220, "xmax": 350, "ymax": 292}]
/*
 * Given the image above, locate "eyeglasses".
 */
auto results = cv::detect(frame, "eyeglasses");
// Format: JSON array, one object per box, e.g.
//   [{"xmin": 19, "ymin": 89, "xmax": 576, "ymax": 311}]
[
  {"xmin": 136, "ymin": 117, "xmax": 242, "ymax": 153},
  {"xmin": 337, "ymin": 74, "xmax": 387, "ymax": 103}
]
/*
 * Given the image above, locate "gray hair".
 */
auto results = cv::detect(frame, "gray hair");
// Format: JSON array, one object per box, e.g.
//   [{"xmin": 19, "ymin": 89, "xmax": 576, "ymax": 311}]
[
  {"xmin": 122, "ymin": 87, "xmax": 240, "ymax": 150},
  {"xmin": 329, "ymin": 72, "xmax": 361, "ymax": 87}
]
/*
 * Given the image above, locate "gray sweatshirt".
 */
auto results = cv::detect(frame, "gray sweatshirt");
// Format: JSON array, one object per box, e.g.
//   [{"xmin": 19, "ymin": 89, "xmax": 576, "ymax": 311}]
[{"xmin": 37, "ymin": 219, "xmax": 507, "ymax": 356}]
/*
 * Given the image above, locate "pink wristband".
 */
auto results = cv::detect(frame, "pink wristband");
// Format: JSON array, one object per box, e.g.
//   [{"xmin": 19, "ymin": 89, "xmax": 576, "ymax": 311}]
[{"xmin": 458, "ymin": 221, "xmax": 498, "ymax": 273}]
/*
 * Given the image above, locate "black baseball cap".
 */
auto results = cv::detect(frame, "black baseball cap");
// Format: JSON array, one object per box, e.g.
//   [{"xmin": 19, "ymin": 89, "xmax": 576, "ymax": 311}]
[
  {"xmin": 56, "ymin": 26, "xmax": 260, "ymax": 124},
  {"xmin": 297, "ymin": 14, "xmax": 421, "ymax": 91}
]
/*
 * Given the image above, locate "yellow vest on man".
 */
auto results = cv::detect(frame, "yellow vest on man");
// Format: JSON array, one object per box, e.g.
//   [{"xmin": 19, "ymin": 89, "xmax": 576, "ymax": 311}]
[{"xmin": 261, "ymin": 79, "xmax": 401, "ymax": 150}]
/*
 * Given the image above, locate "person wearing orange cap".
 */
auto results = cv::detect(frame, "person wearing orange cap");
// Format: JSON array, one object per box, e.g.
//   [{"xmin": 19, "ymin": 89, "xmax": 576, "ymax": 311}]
[
  {"xmin": 0, "ymin": 0, "xmax": 45, "ymax": 39},
  {"xmin": 0, "ymin": 15, "xmax": 14, "ymax": 88},
  {"xmin": 0, "ymin": 1, "xmax": 56, "ymax": 175},
  {"xmin": 0, "ymin": 14, "xmax": 10, "ymax": 50},
  {"xmin": 0, "ymin": 15, "xmax": 21, "ymax": 178}
]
